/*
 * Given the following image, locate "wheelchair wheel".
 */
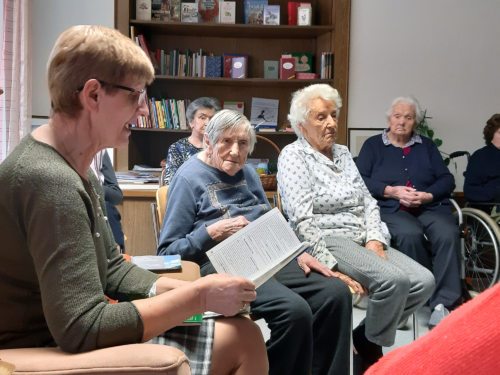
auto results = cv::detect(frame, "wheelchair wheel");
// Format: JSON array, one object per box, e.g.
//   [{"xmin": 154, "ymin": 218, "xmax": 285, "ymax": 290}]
[{"xmin": 460, "ymin": 208, "xmax": 500, "ymax": 297}]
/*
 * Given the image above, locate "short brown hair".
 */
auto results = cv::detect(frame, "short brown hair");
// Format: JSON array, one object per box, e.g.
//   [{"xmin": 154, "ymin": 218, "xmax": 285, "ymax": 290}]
[
  {"xmin": 47, "ymin": 25, "xmax": 154, "ymax": 117},
  {"xmin": 483, "ymin": 114, "xmax": 500, "ymax": 144}
]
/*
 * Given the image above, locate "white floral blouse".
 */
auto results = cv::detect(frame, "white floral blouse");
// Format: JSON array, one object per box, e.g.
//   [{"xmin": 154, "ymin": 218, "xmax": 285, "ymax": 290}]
[{"xmin": 277, "ymin": 138, "xmax": 389, "ymax": 269}]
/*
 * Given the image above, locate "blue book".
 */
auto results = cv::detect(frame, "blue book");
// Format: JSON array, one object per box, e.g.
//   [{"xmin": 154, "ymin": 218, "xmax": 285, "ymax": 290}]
[
  {"xmin": 205, "ymin": 55, "xmax": 222, "ymax": 77},
  {"xmin": 131, "ymin": 254, "xmax": 182, "ymax": 271},
  {"xmin": 244, "ymin": 0, "xmax": 268, "ymax": 24}
]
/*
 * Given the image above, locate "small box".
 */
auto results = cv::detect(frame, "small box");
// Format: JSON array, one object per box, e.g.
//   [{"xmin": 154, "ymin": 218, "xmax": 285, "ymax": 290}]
[
  {"xmin": 264, "ymin": 60, "xmax": 279, "ymax": 79},
  {"xmin": 263, "ymin": 5, "xmax": 280, "ymax": 25},
  {"xmin": 279, "ymin": 56, "xmax": 296, "ymax": 80},
  {"xmin": 297, "ymin": 5, "xmax": 311, "ymax": 26},
  {"xmin": 231, "ymin": 56, "xmax": 248, "ymax": 79},
  {"xmin": 219, "ymin": 1, "xmax": 236, "ymax": 24},
  {"xmin": 136, "ymin": 0, "xmax": 152, "ymax": 21},
  {"xmin": 223, "ymin": 100, "xmax": 245, "ymax": 114},
  {"xmin": 181, "ymin": 3, "xmax": 198, "ymax": 23}
]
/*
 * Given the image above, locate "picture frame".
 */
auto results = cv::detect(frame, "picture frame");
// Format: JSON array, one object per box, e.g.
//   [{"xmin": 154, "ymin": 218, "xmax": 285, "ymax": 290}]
[{"xmin": 348, "ymin": 128, "xmax": 385, "ymax": 157}]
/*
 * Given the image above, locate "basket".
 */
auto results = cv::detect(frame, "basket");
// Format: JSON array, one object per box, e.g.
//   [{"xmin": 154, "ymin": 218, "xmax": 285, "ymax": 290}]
[{"xmin": 259, "ymin": 174, "xmax": 277, "ymax": 191}]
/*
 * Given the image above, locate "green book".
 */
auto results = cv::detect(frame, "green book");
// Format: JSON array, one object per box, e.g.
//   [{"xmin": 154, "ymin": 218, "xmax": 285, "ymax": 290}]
[
  {"xmin": 289, "ymin": 52, "xmax": 313, "ymax": 73},
  {"xmin": 183, "ymin": 313, "xmax": 203, "ymax": 326}
]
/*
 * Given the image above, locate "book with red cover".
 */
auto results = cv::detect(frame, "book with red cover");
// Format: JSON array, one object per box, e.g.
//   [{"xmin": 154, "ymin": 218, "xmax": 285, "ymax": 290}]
[
  {"xmin": 279, "ymin": 56, "xmax": 296, "ymax": 79},
  {"xmin": 287, "ymin": 2, "xmax": 300, "ymax": 25},
  {"xmin": 198, "ymin": 0, "xmax": 220, "ymax": 23}
]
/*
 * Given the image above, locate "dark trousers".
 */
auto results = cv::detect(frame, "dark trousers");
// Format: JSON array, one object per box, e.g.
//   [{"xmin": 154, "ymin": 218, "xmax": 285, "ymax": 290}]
[
  {"xmin": 381, "ymin": 209, "xmax": 462, "ymax": 309},
  {"xmin": 202, "ymin": 259, "xmax": 352, "ymax": 375}
]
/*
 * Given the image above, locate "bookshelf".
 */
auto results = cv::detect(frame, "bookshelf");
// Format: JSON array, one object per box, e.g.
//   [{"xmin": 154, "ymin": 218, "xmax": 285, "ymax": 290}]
[{"xmin": 114, "ymin": 0, "xmax": 351, "ymax": 171}]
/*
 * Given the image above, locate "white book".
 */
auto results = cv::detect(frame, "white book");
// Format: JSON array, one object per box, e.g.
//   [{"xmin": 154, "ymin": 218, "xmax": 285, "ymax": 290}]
[
  {"xmin": 250, "ymin": 97, "xmax": 279, "ymax": 128},
  {"xmin": 219, "ymin": 1, "xmax": 236, "ymax": 24},
  {"xmin": 207, "ymin": 208, "xmax": 309, "ymax": 287},
  {"xmin": 136, "ymin": 0, "xmax": 152, "ymax": 21}
]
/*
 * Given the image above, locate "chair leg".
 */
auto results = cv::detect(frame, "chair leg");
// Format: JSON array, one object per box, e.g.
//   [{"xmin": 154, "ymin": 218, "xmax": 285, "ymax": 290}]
[{"xmin": 412, "ymin": 312, "xmax": 419, "ymax": 341}]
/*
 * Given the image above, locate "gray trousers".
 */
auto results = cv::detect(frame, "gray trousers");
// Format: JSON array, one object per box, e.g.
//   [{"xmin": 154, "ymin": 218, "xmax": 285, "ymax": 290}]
[{"xmin": 325, "ymin": 236, "xmax": 435, "ymax": 347}]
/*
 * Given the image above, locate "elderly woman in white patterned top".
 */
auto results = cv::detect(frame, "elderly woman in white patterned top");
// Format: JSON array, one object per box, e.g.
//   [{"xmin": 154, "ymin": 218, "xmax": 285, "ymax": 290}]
[{"xmin": 277, "ymin": 84, "xmax": 435, "ymax": 371}]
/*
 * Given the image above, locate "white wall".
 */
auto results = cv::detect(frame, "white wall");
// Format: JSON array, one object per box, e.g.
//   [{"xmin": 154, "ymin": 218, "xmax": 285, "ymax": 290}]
[
  {"xmin": 348, "ymin": 0, "xmax": 500, "ymax": 189},
  {"xmin": 31, "ymin": 0, "xmax": 114, "ymax": 117}
]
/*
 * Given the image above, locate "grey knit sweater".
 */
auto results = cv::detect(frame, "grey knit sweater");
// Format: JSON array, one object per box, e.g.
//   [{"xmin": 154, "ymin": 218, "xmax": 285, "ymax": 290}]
[{"xmin": 0, "ymin": 135, "xmax": 158, "ymax": 352}]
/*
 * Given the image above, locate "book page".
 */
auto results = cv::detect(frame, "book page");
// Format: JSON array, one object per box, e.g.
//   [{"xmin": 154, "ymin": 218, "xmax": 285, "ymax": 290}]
[{"xmin": 207, "ymin": 208, "xmax": 308, "ymax": 287}]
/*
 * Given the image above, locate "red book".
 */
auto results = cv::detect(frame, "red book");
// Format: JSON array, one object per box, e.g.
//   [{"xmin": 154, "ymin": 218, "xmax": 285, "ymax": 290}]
[
  {"xmin": 288, "ymin": 2, "xmax": 300, "ymax": 25},
  {"xmin": 280, "ymin": 56, "xmax": 296, "ymax": 79}
]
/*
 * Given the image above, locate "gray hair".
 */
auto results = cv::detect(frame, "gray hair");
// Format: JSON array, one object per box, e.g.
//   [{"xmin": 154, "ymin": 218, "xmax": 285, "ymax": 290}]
[
  {"xmin": 385, "ymin": 96, "xmax": 424, "ymax": 125},
  {"xmin": 204, "ymin": 109, "xmax": 256, "ymax": 154},
  {"xmin": 186, "ymin": 97, "xmax": 221, "ymax": 124},
  {"xmin": 288, "ymin": 84, "xmax": 343, "ymax": 137}
]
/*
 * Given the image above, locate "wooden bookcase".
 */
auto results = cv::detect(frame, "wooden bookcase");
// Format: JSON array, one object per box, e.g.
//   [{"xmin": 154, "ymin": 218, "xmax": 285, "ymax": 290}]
[{"xmin": 114, "ymin": 0, "xmax": 351, "ymax": 171}]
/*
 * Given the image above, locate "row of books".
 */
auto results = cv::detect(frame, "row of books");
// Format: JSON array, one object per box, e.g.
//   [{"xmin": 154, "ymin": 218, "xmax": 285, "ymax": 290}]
[
  {"xmin": 320, "ymin": 52, "xmax": 334, "ymax": 80},
  {"xmin": 136, "ymin": 98, "xmax": 191, "ymax": 130},
  {"xmin": 155, "ymin": 48, "xmax": 223, "ymax": 78},
  {"xmin": 135, "ymin": 1, "xmax": 313, "ymax": 26}
]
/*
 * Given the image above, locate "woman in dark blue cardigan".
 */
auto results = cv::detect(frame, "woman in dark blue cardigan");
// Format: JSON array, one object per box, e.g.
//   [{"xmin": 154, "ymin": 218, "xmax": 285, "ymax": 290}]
[
  {"xmin": 356, "ymin": 97, "xmax": 462, "ymax": 329},
  {"xmin": 464, "ymin": 114, "xmax": 500, "ymax": 214}
]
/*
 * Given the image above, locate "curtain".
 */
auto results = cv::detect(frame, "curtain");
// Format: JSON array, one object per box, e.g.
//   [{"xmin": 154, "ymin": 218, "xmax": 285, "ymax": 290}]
[{"xmin": 0, "ymin": 0, "xmax": 31, "ymax": 161}]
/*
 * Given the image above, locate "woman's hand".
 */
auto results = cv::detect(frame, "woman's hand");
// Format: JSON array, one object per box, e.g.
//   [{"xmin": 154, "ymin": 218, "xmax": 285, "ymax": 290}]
[
  {"xmin": 206, "ymin": 216, "xmax": 250, "ymax": 242},
  {"xmin": 331, "ymin": 271, "xmax": 365, "ymax": 295},
  {"xmin": 384, "ymin": 186, "xmax": 433, "ymax": 207},
  {"xmin": 365, "ymin": 240, "xmax": 387, "ymax": 259},
  {"xmin": 297, "ymin": 253, "xmax": 365, "ymax": 294},
  {"xmin": 297, "ymin": 252, "xmax": 336, "ymax": 277},
  {"xmin": 196, "ymin": 274, "xmax": 256, "ymax": 317}
]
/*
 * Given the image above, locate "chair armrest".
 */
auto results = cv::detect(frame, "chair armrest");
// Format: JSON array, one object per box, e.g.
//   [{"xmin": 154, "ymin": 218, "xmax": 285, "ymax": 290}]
[
  {"xmin": 158, "ymin": 261, "xmax": 200, "ymax": 281},
  {"xmin": 0, "ymin": 344, "xmax": 190, "ymax": 375}
]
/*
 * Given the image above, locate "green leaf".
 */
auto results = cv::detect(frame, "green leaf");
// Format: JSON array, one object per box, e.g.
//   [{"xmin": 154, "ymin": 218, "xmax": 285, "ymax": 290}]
[{"xmin": 434, "ymin": 138, "xmax": 443, "ymax": 147}]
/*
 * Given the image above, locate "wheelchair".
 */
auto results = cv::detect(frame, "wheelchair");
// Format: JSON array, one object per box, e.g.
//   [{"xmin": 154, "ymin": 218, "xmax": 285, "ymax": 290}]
[{"xmin": 448, "ymin": 151, "xmax": 500, "ymax": 298}]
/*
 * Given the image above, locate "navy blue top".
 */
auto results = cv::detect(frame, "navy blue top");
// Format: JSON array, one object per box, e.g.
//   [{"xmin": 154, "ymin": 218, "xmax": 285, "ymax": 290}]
[
  {"xmin": 157, "ymin": 156, "xmax": 270, "ymax": 265},
  {"xmin": 464, "ymin": 144, "xmax": 500, "ymax": 203},
  {"xmin": 356, "ymin": 134, "xmax": 455, "ymax": 214}
]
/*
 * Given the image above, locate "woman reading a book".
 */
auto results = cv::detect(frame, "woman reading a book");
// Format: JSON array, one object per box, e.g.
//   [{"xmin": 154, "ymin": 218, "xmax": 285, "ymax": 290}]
[
  {"xmin": 158, "ymin": 109, "xmax": 355, "ymax": 375},
  {"xmin": 163, "ymin": 97, "xmax": 221, "ymax": 185},
  {"xmin": 276, "ymin": 84, "xmax": 435, "ymax": 371},
  {"xmin": 0, "ymin": 25, "xmax": 267, "ymax": 375}
]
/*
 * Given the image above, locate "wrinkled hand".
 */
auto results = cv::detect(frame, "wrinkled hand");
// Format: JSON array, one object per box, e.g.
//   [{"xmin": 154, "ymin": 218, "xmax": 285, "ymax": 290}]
[
  {"xmin": 297, "ymin": 252, "xmax": 335, "ymax": 277},
  {"xmin": 385, "ymin": 185, "xmax": 433, "ymax": 208},
  {"xmin": 196, "ymin": 274, "xmax": 256, "ymax": 317},
  {"xmin": 207, "ymin": 216, "xmax": 250, "ymax": 242},
  {"xmin": 365, "ymin": 240, "xmax": 387, "ymax": 259},
  {"xmin": 331, "ymin": 271, "xmax": 365, "ymax": 295}
]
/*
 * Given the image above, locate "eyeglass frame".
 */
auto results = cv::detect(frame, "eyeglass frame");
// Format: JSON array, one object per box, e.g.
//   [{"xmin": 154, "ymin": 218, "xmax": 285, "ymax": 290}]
[{"xmin": 76, "ymin": 79, "xmax": 147, "ymax": 106}]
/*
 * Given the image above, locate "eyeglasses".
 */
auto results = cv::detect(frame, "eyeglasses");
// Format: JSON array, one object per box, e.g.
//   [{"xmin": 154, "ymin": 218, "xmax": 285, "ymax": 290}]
[{"xmin": 97, "ymin": 80, "xmax": 147, "ymax": 106}]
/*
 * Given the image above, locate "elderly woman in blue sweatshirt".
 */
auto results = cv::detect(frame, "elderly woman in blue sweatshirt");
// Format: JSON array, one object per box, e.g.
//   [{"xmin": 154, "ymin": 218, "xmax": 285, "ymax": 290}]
[
  {"xmin": 464, "ymin": 113, "xmax": 500, "ymax": 214},
  {"xmin": 356, "ymin": 96, "xmax": 462, "ymax": 329}
]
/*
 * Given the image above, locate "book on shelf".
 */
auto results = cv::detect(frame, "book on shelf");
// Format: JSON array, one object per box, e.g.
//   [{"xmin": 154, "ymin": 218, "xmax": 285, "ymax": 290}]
[
  {"xmin": 250, "ymin": 97, "xmax": 279, "ymax": 128},
  {"xmin": 219, "ymin": 1, "xmax": 236, "ymax": 24},
  {"xmin": 205, "ymin": 55, "xmax": 223, "ymax": 77},
  {"xmin": 297, "ymin": 3, "xmax": 312, "ymax": 26},
  {"xmin": 131, "ymin": 254, "xmax": 182, "ymax": 271},
  {"xmin": 136, "ymin": 0, "xmax": 152, "ymax": 21},
  {"xmin": 181, "ymin": 2, "xmax": 198, "ymax": 22},
  {"xmin": 223, "ymin": 53, "xmax": 244, "ymax": 77},
  {"xmin": 320, "ymin": 52, "xmax": 334, "ymax": 79},
  {"xmin": 231, "ymin": 56, "xmax": 248, "ymax": 79},
  {"xmin": 244, "ymin": 0, "xmax": 268, "ymax": 25},
  {"xmin": 223, "ymin": 100, "xmax": 245, "ymax": 114},
  {"xmin": 263, "ymin": 5, "xmax": 280, "ymax": 25},
  {"xmin": 206, "ymin": 208, "xmax": 309, "ymax": 288},
  {"xmin": 198, "ymin": 0, "xmax": 220, "ymax": 23},
  {"xmin": 287, "ymin": 1, "xmax": 300, "ymax": 25},
  {"xmin": 288, "ymin": 52, "xmax": 313, "ymax": 73},
  {"xmin": 152, "ymin": 0, "xmax": 181, "ymax": 22},
  {"xmin": 116, "ymin": 171, "xmax": 160, "ymax": 184},
  {"xmin": 279, "ymin": 55, "xmax": 296, "ymax": 80},
  {"xmin": 264, "ymin": 60, "xmax": 279, "ymax": 79}
]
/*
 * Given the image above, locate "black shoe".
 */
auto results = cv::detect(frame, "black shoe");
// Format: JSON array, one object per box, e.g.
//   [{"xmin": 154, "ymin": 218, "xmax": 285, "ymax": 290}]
[{"xmin": 353, "ymin": 324, "xmax": 383, "ymax": 368}]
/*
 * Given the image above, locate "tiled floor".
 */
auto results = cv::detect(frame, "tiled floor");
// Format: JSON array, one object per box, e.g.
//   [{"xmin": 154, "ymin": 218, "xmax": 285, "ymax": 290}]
[{"xmin": 255, "ymin": 303, "xmax": 432, "ymax": 359}]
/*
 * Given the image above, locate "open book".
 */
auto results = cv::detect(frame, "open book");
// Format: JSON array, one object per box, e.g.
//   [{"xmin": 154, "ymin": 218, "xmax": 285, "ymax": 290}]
[{"xmin": 206, "ymin": 207, "xmax": 309, "ymax": 288}]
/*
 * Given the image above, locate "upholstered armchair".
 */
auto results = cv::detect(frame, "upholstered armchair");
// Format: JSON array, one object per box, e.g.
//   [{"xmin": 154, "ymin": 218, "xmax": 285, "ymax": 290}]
[{"xmin": 0, "ymin": 261, "xmax": 200, "ymax": 375}]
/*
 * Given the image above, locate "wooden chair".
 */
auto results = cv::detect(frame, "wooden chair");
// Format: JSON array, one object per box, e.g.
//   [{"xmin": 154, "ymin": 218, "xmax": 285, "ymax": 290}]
[{"xmin": 152, "ymin": 185, "xmax": 169, "ymax": 246}]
